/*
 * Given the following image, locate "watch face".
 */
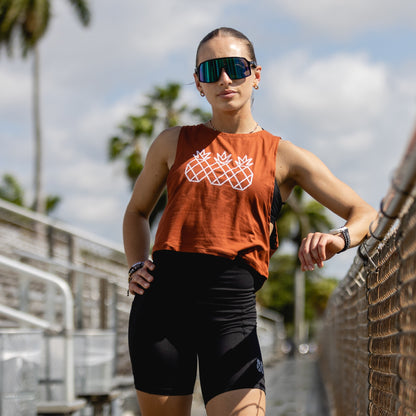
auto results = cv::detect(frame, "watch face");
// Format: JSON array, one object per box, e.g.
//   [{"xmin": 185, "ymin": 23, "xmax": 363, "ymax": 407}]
[{"xmin": 330, "ymin": 227, "xmax": 346, "ymax": 235}]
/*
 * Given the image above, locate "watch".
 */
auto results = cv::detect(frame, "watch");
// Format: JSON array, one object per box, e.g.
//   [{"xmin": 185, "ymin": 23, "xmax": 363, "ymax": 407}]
[{"xmin": 329, "ymin": 226, "xmax": 351, "ymax": 253}]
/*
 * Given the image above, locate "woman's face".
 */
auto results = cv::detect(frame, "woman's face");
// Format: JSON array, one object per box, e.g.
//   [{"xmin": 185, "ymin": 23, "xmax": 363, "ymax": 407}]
[{"xmin": 194, "ymin": 36, "xmax": 261, "ymax": 114}]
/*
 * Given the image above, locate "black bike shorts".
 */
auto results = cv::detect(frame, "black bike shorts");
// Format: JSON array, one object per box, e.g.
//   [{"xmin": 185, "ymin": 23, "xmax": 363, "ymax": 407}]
[{"xmin": 128, "ymin": 250, "xmax": 266, "ymax": 405}]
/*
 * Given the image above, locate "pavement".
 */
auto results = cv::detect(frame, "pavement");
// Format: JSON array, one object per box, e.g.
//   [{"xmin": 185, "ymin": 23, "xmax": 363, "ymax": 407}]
[
  {"xmin": 191, "ymin": 354, "xmax": 329, "ymax": 416},
  {"xmin": 264, "ymin": 355, "xmax": 329, "ymax": 416}
]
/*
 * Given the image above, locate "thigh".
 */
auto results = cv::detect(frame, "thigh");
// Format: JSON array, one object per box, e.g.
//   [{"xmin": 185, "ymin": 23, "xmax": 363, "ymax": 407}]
[
  {"xmin": 128, "ymin": 256, "xmax": 197, "ymax": 396},
  {"xmin": 136, "ymin": 390, "xmax": 193, "ymax": 416},
  {"xmin": 196, "ymin": 259, "xmax": 265, "ymax": 404},
  {"xmin": 198, "ymin": 326, "xmax": 265, "ymax": 405},
  {"xmin": 206, "ymin": 388, "xmax": 266, "ymax": 416}
]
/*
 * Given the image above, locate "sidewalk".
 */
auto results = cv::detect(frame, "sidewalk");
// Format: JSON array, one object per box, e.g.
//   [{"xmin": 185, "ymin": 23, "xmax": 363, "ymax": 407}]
[
  {"xmin": 191, "ymin": 355, "xmax": 329, "ymax": 416},
  {"xmin": 265, "ymin": 355, "xmax": 329, "ymax": 416}
]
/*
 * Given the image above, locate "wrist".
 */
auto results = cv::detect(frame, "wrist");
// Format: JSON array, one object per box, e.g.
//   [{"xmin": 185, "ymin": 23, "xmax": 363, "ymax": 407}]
[
  {"xmin": 329, "ymin": 226, "xmax": 351, "ymax": 253},
  {"xmin": 127, "ymin": 261, "xmax": 145, "ymax": 296},
  {"xmin": 128, "ymin": 261, "xmax": 145, "ymax": 277}
]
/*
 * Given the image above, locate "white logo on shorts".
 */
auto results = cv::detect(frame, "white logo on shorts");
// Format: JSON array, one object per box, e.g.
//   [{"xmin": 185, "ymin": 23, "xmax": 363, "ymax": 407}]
[{"xmin": 256, "ymin": 358, "xmax": 264, "ymax": 374}]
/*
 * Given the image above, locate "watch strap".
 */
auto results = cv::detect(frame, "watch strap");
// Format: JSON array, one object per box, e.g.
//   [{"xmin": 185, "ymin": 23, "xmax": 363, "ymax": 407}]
[{"xmin": 329, "ymin": 226, "xmax": 351, "ymax": 253}]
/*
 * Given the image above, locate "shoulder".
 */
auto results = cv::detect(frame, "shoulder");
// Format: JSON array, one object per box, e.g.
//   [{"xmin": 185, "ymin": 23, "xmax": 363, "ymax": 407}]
[
  {"xmin": 278, "ymin": 139, "xmax": 322, "ymax": 169},
  {"xmin": 153, "ymin": 125, "xmax": 182, "ymax": 147},
  {"xmin": 276, "ymin": 139, "xmax": 329, "ymax": 185},
  {"xmin": 148, "ymin": 126, "xmax": 181, "ymax": 168},
  {"xmin": 278, "ymin": 139, "xmax": 304, "ymax": 157}
]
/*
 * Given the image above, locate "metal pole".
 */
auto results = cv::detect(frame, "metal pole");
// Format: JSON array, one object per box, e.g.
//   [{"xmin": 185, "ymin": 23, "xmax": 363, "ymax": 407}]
[
  {"xmin": 0, "ymin": 255, "xmax": 75, "ymax": 402},
  {"xmin": 294, "ymin": 267, "xmax": 305, "ymax": 349}
]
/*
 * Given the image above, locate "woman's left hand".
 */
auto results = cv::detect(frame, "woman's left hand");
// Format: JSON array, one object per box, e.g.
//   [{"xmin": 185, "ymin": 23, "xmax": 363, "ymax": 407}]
[{"xmin": 298, "ymin": 232, "xmax": 345, "ymax": 271}]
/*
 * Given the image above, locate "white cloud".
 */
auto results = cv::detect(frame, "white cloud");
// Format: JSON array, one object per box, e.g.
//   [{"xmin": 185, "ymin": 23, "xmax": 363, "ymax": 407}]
[
  {"xmin": 270, "ymin": 0, "xmax": 416, "ymax": 38},
  {"xmin": 258, "ymin": 49, "xmax": 416, "ymax": 220},
  {"xmin": 263, "ymin": 51, "xmax": 389, "ymax": 134},
  {"xmin": 41, "ymin": 0, "xmax": 228, "ymax": 86},
  {"xmin": 47, "ymin": 157, "xmax": 130, "ymax": 241},
  {"xmin": 0, "ymin": 65, "xmax": 31, "ymax": 118},
  {"xmin": 56, "ymin": 191, "xmax": 127, "ymax": 242}
]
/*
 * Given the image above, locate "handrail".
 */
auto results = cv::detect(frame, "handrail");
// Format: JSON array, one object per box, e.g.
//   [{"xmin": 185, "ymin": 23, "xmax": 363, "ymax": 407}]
[
  {"xmin": 0, "ymin": 254, "xmax": 76, "ymax": 402},
  {"xmin": 0, "ymin": 198, "xmax": 124, "ymax": 253},
  {"xmin": 0, "ymin": 303, "xmax": 59, "ymax": 331},
  {"xmin": 0, "ymin": 255, "xmax": 74, "ymax": 331},
  {"xmin": 15, "ymin": 249, "xmax": 125, "ymax": 288}
]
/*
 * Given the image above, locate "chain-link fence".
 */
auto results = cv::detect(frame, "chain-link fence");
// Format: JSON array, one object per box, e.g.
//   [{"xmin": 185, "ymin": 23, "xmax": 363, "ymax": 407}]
[{"xmin": 319, "ymin": 126, "xmax": 416, "ymax": 416}]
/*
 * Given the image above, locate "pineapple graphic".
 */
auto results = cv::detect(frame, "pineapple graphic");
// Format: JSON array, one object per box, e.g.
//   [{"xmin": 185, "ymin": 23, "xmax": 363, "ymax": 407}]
[
  {"xmin": 184, "ymin": 150, "xmax": 254, "ymax": 191},
  {"xmin": 208, "ymin": 152, "xmax": 234, "ymax": 186},
  {"xmin": 185, "ymin": 149, "xmax": 212, "ymax": 182},
  {"xmin": 230, "ymin": 155, "xmax": 254, "ymax": 190}
]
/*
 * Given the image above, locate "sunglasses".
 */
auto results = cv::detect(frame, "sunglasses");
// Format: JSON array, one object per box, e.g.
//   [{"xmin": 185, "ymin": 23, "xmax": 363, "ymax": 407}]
[{"xmin": 195, "ymin": 56, "xmax": 257, "ymax": 83}]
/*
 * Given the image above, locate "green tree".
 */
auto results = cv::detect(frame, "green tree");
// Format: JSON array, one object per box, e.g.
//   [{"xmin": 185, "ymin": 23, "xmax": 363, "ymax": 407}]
[
  {"xmin": 108, "ymin": 82, "xmax": 210, "ymax": 225},
  {"xmin": 0, "ymin": 172, "xmax": 61, "ymax": 214},
  {"xmin": 0, "ymin": 0, "xmax": 91, "ymax": 213},
  {"xmin": 0, "ymin": 173, "xmax": 24, "ymax": 206},
  {"xmin": 257, "ymin": 253, "xmax": 338, "ymax": 338},
  {"xmin": 277, "ymin": 186, "xmax": 333, "ymax": 246},
  {"xmin": 258, "ymin": 186, "xmax": 336, "ymax": 340},
  {"xmin": 257, "ymin": 254, "xmax": 298, "ymax": 324}
]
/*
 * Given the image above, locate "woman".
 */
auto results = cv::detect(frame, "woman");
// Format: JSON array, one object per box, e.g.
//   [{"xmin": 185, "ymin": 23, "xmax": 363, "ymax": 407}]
[{"xmin": 125, "ymin": 27, "xmax": 376, "ymax": 416}]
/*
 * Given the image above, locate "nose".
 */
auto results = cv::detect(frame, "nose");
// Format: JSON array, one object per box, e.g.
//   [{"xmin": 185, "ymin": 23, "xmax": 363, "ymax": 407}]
[{"xmin": 218, "ymin": 68, "xmax": 232, "ymax": 84}]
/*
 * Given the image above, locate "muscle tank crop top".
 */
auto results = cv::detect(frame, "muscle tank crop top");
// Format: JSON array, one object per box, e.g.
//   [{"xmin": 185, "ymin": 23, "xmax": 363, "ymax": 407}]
[{"xmin": 152, "ymin": 124, "xmax": 281, "ymax": 278}]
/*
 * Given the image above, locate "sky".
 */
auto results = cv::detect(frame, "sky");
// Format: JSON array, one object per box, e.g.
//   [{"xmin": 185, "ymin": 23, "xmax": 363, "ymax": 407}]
[{"xmin": 1, "ymin": 0, "xmax": 416, "ymax": 279}]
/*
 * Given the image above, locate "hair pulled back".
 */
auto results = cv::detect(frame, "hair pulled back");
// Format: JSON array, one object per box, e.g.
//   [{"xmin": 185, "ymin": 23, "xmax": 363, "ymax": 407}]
[{"xmin": 195, "ymin": 27, "xmax": 257, "ymax": 67}]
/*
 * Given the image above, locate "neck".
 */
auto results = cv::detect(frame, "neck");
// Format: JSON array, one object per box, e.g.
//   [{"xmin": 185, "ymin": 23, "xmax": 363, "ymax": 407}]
[{"xmin": 209, "ymin": 113, "xmax": 258, "ymax": 134}]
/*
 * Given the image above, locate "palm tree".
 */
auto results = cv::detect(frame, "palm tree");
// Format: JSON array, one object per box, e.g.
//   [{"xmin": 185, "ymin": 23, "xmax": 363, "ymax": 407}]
[
  {"xmin": 257, "ymin": 253, "xmax": 338, "ymax": 339},
  {"xmin": 274, "ymin": 186, "xmax": 334, "ymax": 346},
  {"xmin": 0, "ymin": 0, "xmax": 91, "ymax": 213},
  {"xmin": 0, "ymin": 173, "xmax": 24, "ymax": 206},
  {"xmin": 277, "ymin": 186, "xmax": 333, "ymax": 246},
  {"xmin": 0, "ymin": 172, "xmax": 61, "ymax": 214},
  {"xmin": 109, "ymin": 82, "xmax": 210, "ymax": 225}
]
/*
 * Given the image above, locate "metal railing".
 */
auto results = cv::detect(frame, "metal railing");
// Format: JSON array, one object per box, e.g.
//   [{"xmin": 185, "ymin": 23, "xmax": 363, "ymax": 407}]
[
  {"xmin": 0, "ymin": 255, "xmax": 78, "ymax": 405},
  {"xmin": 319, "ymin": 125, "xmax": 416, "ymax": 415},
  {"xmin": 0, "ymin": 198, "xmax": 131, "ymax": 376}
]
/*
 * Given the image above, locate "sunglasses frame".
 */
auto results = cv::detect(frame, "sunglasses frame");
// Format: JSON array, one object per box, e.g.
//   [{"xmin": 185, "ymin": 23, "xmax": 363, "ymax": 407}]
[{"xmin": 195, "ymin": 56, "xmax": 257, "ymax": 83}]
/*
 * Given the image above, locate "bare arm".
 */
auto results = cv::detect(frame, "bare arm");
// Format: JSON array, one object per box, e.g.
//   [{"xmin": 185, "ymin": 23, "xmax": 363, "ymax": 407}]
[
  {"xmin": 277, "ymin": 140, "xmax": 377, "ymax": 272},
  {"xmin": 124, "ymin": 127, "xmax": 179, "ymax": 294}
]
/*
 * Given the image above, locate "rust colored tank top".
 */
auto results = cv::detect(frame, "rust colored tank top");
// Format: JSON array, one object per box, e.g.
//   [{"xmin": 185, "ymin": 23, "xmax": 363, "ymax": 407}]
[{"xmin": 152, "ymin": 124, "xmax": 281, "ymax": 277}]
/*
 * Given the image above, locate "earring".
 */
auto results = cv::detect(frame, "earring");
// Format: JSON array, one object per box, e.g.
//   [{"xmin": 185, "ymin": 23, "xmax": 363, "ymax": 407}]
[
  {"xmin": 253, "ymin": 84, "xmax": 259, "ymax": 90},
  {"xmin": 200, "ymin": 91, "xmax": 205, "ymax": 97}
]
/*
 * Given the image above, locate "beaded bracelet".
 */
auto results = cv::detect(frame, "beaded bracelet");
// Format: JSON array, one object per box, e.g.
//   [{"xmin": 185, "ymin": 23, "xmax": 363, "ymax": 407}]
[
  {"xmin": 128, "ymin": 261, "xmax": 145, "ymax": 277},
  {"xmin": 127, "ymin": 261, "xmax": 145, "ymax": 296}
]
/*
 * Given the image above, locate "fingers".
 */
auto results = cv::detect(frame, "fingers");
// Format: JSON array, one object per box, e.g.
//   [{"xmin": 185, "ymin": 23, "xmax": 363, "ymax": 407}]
[
  {"xmin": 298, "ymin": 232, "xmax": 329, "ymax": 272},
  {"xmin": 128, "ymin": 259, "xmax": 155, "ymax": 295}
]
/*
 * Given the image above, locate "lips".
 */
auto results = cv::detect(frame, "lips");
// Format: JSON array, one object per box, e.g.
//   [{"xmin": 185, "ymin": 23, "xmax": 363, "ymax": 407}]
[{"xmin": 218, "ymin": 89, "xmax": 237, "ymax": 98}]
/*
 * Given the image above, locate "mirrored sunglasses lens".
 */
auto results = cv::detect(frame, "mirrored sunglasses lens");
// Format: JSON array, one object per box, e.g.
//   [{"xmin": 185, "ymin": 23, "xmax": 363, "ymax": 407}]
[
  {"xmin": 199, "ymin": 60, "xmax": 220, "ymax": 83},
  {"xmin": 225, "ymin": 57, "xmax": 250, "ymax": 79},
  {"xmin": 198, "ymin": 57, "xmax": 251, "ymax": 83}
]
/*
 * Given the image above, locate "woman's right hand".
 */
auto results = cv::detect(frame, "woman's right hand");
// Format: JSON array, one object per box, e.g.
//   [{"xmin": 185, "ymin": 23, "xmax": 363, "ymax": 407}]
[{"xmin": 128, "ymin": 260, "xmax": 156, "ymax": 295}]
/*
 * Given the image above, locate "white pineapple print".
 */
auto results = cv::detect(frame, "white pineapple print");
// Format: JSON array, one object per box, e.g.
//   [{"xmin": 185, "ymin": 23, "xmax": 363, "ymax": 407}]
[
  {"xmin": 184, "ymin": 150, "xmax": 254, "ymax": 191},
  {"xmin": 208, "ymin": 152, "xmax": 234, "ymax": 186},
  {"xmin": 230, "ymin": 155, "xmax": 254, "ymax": 190},
  {"xmin": 185, "ymin": 149, "xmax": 212, "ymax": 182}
]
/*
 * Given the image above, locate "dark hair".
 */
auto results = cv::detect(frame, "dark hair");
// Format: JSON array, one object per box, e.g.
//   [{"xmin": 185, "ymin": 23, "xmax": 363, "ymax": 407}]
[{"xmin": 195, "ymin": 27, "xmax": 257, "ymax": 67}]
